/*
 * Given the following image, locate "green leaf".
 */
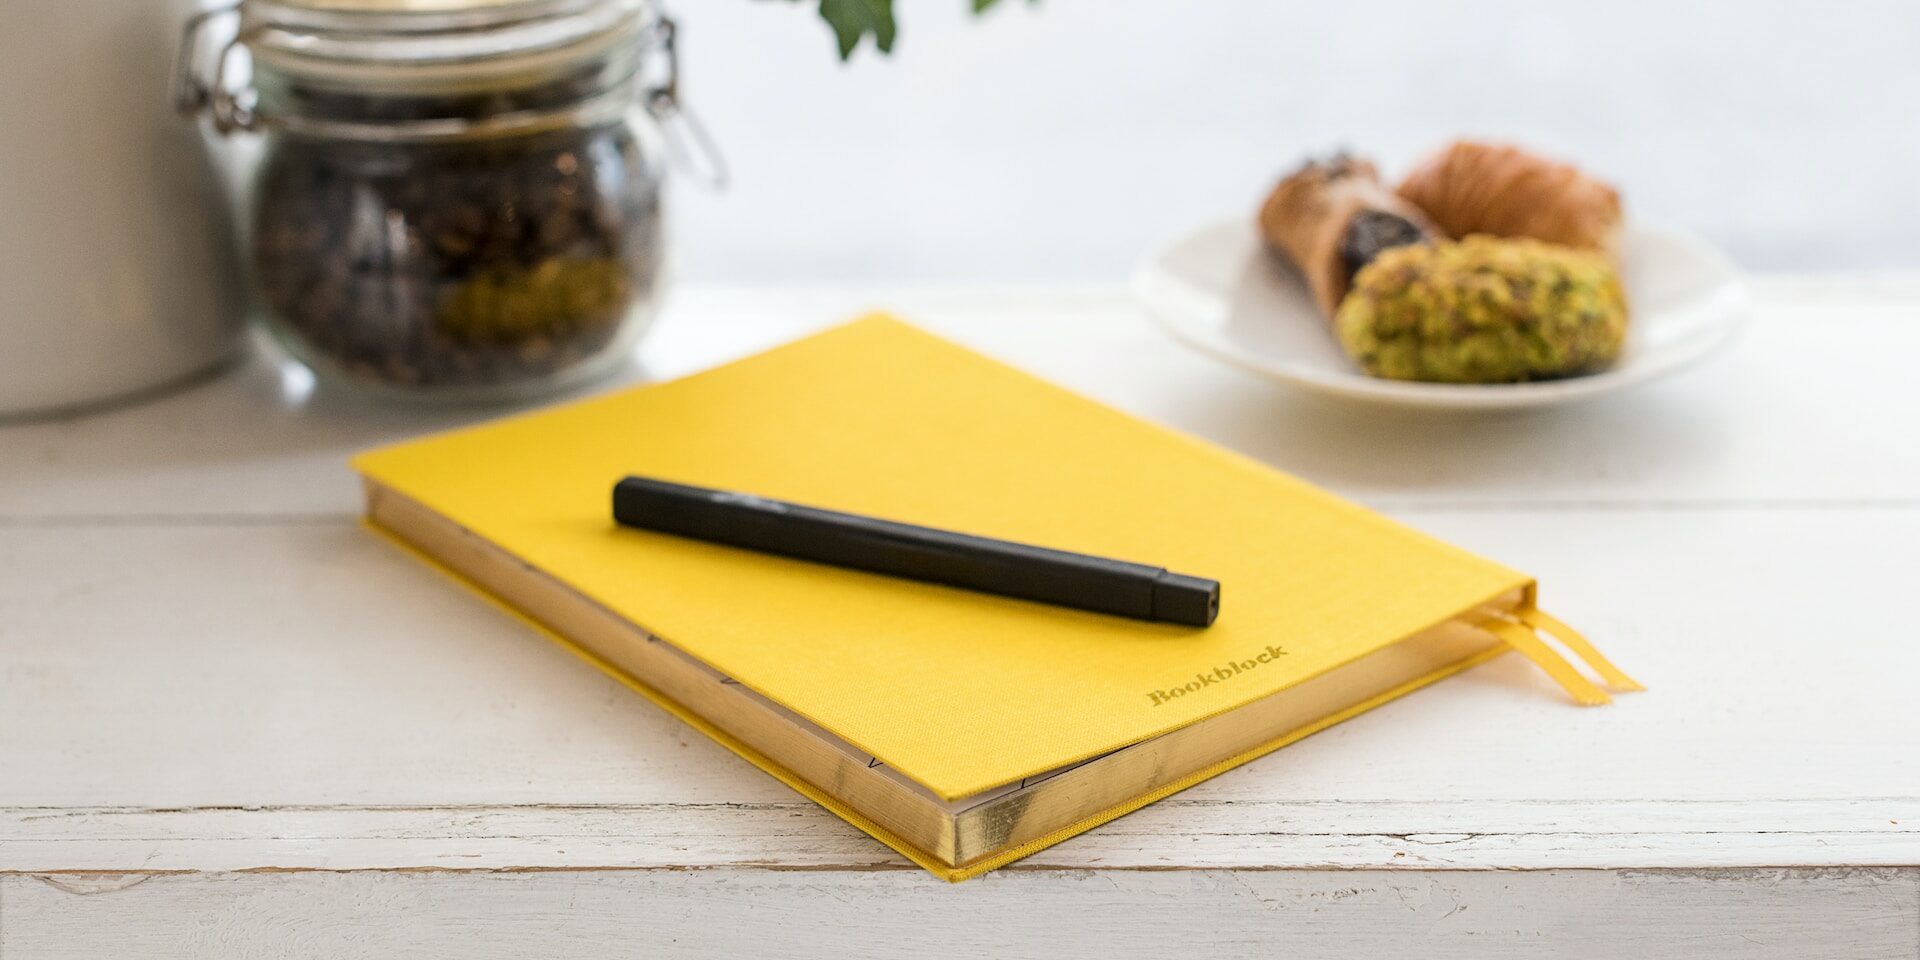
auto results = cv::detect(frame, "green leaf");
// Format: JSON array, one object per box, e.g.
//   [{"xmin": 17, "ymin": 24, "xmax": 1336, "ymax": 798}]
[
  {"xmin": 772, "ymin": 0, "xmax": 1031, "ymax": 61},
  {"xmin": 817, "ymin": 0, "xmax": 896, "ymax": 59}
]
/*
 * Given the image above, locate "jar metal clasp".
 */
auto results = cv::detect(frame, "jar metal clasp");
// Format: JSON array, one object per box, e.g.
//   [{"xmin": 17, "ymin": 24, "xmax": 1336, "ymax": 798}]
[
  {"xmin": 171, "ymin": 1, "xmax": 258, "ymax": 134},
  {"xmin": 638, "ymin": 17, "xmax": 729, "ymax": 191}
]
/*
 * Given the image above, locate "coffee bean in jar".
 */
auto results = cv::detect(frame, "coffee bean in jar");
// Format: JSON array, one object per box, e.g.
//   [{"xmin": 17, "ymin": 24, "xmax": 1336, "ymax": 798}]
[
  {"xmin": 253, "ymin": 121, "xmax": 660, "ymax": 393},
  {"xmin": 181, "ymin": 0, "xmax": 678, "ymax": 402}
]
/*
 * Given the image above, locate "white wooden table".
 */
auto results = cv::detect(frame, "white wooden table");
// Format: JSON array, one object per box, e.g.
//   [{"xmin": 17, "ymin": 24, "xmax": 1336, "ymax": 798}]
[{"xmin": 3, "ymin": 280, "xmax": 1918, "ymax": 958}]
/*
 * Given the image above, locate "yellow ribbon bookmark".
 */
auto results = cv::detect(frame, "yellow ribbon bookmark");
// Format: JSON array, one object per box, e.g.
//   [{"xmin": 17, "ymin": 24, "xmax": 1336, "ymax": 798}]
[
  {"xmin": 1483, "ymin": 619, "xmax": 1612, "ymax": 706},
  {"xmin": 1519, "ymin": 607, "xmax": 1646, "ymax": 693}
]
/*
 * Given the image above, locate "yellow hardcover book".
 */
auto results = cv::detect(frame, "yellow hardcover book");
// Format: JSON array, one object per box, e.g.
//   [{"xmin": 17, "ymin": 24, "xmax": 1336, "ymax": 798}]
[{"xmin": 352, "ymin": 314, "xmax": 1639, "ymax": 880}]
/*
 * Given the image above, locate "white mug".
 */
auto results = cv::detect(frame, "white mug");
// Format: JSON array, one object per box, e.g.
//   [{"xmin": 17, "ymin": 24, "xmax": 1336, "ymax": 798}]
[{"xmin": 0, "ymin": 0, "xmax": 243, "ymax": 418}]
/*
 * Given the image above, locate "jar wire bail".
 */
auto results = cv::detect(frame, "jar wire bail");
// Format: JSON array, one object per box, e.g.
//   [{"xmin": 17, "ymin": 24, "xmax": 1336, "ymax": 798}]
[
  {"xmin": 171, "ymin": 2, "xmax": 242, "ymax": 121},
  {"xmin": 171, "ymin": 1, "xmax": 263, "ymax": 134},
  {"xmin": 639, "ymin": 17, "xmax": 729, "ymax": 192}
]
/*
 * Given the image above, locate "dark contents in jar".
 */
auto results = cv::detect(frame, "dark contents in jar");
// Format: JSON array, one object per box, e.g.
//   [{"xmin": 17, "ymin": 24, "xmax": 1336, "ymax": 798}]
[{"xmin": 252, "ymin": 120, "xmax": 661, "ymax": 391}]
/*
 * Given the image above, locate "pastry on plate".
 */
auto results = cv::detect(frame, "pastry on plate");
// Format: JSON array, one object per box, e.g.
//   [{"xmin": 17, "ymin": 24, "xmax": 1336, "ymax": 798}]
[
  {"xmin": 1396, "ymin": 140, "xmax": 1622, "ymax": 255},
  {"xmin": 1258, "ymin": 154, "xmax": 1444, "ymax": 316},
  {"xmin": 1335, "ymin": 235, "xmax": 1628, "ymax": 383}
]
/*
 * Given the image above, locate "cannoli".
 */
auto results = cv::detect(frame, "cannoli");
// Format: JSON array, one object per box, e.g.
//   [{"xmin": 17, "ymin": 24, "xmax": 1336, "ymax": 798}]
[{"xmin": 1257, "ymin": 154, "xmax": 1443, "ymax": 317}]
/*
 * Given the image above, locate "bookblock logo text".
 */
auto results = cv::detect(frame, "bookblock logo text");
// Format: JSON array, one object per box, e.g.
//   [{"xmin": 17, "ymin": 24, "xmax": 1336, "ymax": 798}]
[{"xmin": 1147, "ymin": 645, "xmax": 1288, "ymax": 706}]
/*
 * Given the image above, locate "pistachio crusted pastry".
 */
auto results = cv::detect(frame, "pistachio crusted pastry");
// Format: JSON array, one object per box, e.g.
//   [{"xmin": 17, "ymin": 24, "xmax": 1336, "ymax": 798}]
[
  {"xmin": 1334, "ymin": 236, "xmax": 1628, "ymax": 383},
  {"xmin": 1258, "ymin": 154, "xmax": 1443, "ymax": 316}
]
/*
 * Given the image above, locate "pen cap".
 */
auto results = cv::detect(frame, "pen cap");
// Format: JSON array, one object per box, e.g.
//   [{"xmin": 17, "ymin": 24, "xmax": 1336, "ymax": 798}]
[{"xmin": 1151, "ymin": 572, "xmax": 1219, "ymax": 627}]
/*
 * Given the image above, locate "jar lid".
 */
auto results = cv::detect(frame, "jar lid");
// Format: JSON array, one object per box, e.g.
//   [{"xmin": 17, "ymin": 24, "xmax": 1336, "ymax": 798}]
[
  {"xmin": 240, "ymin": 0, "xmax": 657, "ymax": 93},
  {"xmin": 278, "ymin": 0, "xmax": 560, "ymax": 11}
]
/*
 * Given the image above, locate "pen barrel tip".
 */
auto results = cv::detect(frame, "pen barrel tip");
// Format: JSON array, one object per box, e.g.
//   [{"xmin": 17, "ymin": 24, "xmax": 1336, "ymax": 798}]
[{"xmin": 1151, "ymin": 572, "xmax": 1220, "ymax": 627}]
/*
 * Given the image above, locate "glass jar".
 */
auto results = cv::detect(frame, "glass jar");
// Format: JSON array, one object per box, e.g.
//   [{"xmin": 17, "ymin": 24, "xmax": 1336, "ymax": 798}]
[{"xmin": 177, "ymin": 0, "xmax": 697, "ymax": 402}]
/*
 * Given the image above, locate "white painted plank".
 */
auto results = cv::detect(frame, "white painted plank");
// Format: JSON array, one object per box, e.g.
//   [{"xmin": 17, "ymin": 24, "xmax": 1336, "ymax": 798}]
[
  {"xmin": 3, "ymin": 799, "xmax": 1914, "ymax": 873},
  {"xmin": 6, "ymin": 869, "xmax": 1916, "ymax": 960},
  {"xmin": 3, "ymin": 510, "xmax": 1916, "ymax": 871},
  {"xmin": 3, "ymin": 278, "xmax": 1920, "ymax": 519}
]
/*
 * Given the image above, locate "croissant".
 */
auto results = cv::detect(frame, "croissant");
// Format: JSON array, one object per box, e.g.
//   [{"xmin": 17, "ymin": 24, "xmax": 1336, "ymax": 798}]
[
  {"xmin": 1258, "ymin": 155, "xmax": 1442, "ymax": 317},
  {"xmin": 1396, "ymin": 141, "xmax": 1622, "ymax": 255}
]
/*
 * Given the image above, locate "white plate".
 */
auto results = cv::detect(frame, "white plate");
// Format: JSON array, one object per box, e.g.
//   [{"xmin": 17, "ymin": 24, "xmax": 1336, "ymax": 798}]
[{"xmin": 1133, "ymin": 219, "xmax": 1748, "ymax": 410}]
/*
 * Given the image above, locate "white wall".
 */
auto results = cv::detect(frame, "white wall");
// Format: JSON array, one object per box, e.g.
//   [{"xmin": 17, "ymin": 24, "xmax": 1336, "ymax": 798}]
[{"xmin": 670, "ymin": 0, "xmax": 1920, "ymax": 282}]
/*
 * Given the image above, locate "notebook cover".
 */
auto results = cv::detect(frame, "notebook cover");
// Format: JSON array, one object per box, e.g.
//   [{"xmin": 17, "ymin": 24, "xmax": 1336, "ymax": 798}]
[{"xmin": 354, "ymin": 315, "xmax": 1534, "ymax": 803}]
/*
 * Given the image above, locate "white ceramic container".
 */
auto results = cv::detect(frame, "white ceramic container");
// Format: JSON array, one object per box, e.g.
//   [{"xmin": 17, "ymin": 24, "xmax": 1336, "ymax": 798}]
[{"xmin": 0, "ymin": 0, "xmax": 243, "ymax": 418}]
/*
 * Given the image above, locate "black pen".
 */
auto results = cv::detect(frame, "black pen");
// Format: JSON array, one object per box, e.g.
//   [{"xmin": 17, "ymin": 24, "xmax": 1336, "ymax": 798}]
[{"xmin": 612, "ymin": 476, "xmax": 1219, "ymax": 627}]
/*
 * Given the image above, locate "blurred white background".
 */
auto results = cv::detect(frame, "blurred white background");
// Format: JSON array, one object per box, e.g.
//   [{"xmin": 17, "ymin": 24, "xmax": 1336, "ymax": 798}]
[{"xmin": 671, "ymin": 0, "xmax": 1920, "ymax": 283}]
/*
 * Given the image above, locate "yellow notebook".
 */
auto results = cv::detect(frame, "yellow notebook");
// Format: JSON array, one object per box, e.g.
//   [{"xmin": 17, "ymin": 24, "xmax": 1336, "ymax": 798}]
[{"xmin": 353, "ymin": 314, "xmax": 1639, "ymax": 880}]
